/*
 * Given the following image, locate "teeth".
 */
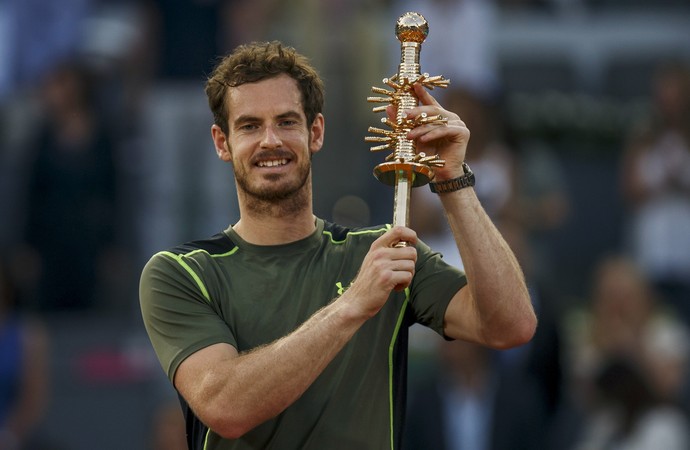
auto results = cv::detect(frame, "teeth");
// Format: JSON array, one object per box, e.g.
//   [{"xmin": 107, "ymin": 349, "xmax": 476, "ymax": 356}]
[{"xmin": 258, "ymin": 159, "xmax": 288, "ymax": 167}]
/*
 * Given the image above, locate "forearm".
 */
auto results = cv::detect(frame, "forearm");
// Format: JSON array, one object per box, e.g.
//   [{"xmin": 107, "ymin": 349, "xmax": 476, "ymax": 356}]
[
  {"xmin": 439, "ymin": 188, "xmax": 536, "ymax": 347},
  {"xmin": 187, "ymin": 295, "xmax": 368, "ymax": 438}
]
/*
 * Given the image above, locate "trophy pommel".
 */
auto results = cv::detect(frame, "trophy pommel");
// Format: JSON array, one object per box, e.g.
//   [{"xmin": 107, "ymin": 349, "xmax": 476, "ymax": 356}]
[{"xmin": 396, "ymin": 12, "xmax": 429, "ymax": 44}]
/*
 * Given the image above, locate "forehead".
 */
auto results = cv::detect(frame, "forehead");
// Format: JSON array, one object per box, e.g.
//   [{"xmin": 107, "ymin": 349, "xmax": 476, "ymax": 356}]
[{"xmin": 226, "ymin": 74, "xmax": 304, "ymax": 120}]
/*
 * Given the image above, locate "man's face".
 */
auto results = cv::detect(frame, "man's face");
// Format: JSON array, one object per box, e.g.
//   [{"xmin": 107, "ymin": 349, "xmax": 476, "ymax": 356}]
[{"xmin": 223, "ymin": 74, "xmax": 323, "ymax": 203}]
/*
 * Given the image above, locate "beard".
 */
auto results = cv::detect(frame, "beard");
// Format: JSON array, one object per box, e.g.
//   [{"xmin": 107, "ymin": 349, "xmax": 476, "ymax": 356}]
[{"xmin": 233, "ymin": 151, "xmax": 312, "ymax": 216}]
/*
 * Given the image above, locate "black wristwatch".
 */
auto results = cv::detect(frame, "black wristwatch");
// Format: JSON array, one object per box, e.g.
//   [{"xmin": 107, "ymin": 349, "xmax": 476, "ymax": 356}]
[{"xmin": 429, "ymin": 162, "xmax": 475, "ymax": 194}]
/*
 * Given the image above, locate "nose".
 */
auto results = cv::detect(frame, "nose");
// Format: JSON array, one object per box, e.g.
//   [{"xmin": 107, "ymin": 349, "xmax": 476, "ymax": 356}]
[{"xmin": 260, "ymin": 125, "xmax": 282, "ymax": 149}]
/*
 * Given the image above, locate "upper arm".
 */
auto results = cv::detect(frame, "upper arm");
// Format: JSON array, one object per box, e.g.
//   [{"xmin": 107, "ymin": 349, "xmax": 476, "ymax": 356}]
[
  {"xmin": 174, "ymin": 342, "xmax": 239, "ymax": 405},
  {"xmin": 444, "ymin": 282, "xmax": 537, "ymax": 349},
  {"xmin": 408, "ymin": 240, "xmax": 467, "ymax": 336},
  {"xmin": 443, "ymin": 285, "xmax": 481, "ymax": 342}
]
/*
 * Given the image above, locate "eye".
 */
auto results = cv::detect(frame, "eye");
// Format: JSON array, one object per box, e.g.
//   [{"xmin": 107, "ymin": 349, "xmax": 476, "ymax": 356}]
[
  {"xmin": 239, "ymin": 123, "xmax": 259, "ymax": 131},
  {"xmin": 279, "ymin": 119, "xmax": 298, "ymax": 127}
]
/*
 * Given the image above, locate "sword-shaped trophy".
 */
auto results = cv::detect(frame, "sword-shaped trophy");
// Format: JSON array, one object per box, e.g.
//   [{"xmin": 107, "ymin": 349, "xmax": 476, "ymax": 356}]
[{"xmin": 365, "ymin": 12, "xmax": 450, "ymax": 246}]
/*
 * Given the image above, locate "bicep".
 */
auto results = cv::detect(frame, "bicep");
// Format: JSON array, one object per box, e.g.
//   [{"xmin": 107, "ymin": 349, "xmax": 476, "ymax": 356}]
[
  {"xmin": 174, "ymin": 343, "xmax": 239, "ymax": 416},
  {"xmin": 443, "ymin": 285, "xmax": 483, "ymax": 343},
  {"xmin": 173, "ymin": 343, "xmax": 239, "ymax": 427}
]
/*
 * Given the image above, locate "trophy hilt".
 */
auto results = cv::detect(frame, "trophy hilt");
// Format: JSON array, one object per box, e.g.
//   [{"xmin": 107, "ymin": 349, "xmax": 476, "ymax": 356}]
[{"xmin": 365, "ymin": 12, "xmax": 450, "ymax": 243}]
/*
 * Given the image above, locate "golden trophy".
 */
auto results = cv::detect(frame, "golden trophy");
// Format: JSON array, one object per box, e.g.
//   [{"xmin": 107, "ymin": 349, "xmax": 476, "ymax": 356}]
[{"xmin": 365, "ymin": 12, "xmax": 449, "ymax": 245}]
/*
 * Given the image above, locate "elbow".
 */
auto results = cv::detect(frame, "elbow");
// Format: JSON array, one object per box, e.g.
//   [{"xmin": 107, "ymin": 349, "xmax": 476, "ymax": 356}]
[
  {"xmin": 201, "ymin": 401, "xmax": 260, "ymax": 440},
  {"xmin": 485, "ymin": 303, "xmax": 538, "ymax": 350},
  {"xmin": 485, "ymin": 321, "xmax": 536, "ymax": 350},
  {"xmin": 206, "ymin": 412, "xmax": 254, "ymax": 440},
  {"xmin": 214, "ymin": 425, "xmax": 249, "ymax": 441},
  {"xmin": 508, "ymin": 313, "xmax": 538, "ymax": 349}
]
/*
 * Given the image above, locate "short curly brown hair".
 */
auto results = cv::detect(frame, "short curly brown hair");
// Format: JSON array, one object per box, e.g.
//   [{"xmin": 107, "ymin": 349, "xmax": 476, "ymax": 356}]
[{"xmin": 205, "ymin": 41, "xmax": 325, "ymax": 135}]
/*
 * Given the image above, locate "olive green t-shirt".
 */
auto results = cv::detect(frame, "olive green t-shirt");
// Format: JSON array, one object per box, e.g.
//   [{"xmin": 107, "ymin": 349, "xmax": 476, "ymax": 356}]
[{"xmin": 140, "ymin": 218, "xmax": 466, "ymax": 450}]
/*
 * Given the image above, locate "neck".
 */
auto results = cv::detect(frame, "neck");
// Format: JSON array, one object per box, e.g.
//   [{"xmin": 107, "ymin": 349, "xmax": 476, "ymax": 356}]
[
  {"xmin": 233, "ymin": 187, "xmax": 316, "ymax": 245},
  {"xmin": 233, "ymin": 213, "xmax": 317, "ymax": 245}
]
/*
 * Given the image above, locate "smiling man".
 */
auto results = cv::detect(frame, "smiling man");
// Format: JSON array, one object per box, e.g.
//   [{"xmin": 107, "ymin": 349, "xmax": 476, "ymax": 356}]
[{"xmin": 139, "ymin": 41, "xmax": 536, "ymax": 450}]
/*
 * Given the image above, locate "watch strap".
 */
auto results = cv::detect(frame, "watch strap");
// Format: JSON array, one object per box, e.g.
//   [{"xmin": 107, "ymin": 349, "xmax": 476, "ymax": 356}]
[{"xmin": 429, "ymin": 163, "xmax": 475, "ymax": 194}]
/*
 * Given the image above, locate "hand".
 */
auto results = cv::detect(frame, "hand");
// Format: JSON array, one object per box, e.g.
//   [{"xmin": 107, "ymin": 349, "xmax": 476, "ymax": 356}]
[
  {"xmin": 344, "ymin": 227, "xmax": 418, "ymax": 319},
  {"xmin": 396, "ymin": 83, "xmax": 471, "ymax": 180}
]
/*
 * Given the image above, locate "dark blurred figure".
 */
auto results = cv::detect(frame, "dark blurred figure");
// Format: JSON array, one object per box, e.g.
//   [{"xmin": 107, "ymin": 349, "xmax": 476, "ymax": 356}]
[
  {"xmin": 573, "ymin": 358, "xmax": 689, "ymax": 450},
  {"xmin": 495, "ymin": 217, "xmax": 564, "ymax": 421},
  {"xmin": 142, "ymin": 0, "xmax": 276, "ymax": 81},
  {"xmin": 621, "ymin": 60, "xmax": 690, "ymax": 327},
  {"xmin": 403, "ymin": 339, "xmax": 547, "ymax": 450},
  {"xmin": 14, "ymin": 61, "xmax": 119, "ymax": 311},
  {"xmin": 560, "ymin": 255, "xmax": 690, "ymax": 449},
  {"xmin": 0, "ymin": 259, "xmax": 50, "ymax": 449}
]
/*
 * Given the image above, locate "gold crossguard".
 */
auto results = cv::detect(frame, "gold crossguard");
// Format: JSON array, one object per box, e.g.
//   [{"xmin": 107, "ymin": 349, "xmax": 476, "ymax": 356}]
[{"xmin": 365, "ymin": 12, "xmax": 450, "ymax": 245}]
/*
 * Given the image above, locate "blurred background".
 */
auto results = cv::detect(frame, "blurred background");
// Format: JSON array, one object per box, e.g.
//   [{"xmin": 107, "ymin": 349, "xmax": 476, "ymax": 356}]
[{"xmin": 1, "ymin": 0, "xmax": 689, "ymax": 449}]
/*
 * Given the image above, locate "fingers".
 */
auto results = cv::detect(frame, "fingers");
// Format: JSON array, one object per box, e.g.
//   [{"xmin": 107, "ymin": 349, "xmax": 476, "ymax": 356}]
[
  {"xmin": 413, "ymin": 82, "xmax": 440, "ymax": 107},
  {"xmin": 386, "ymin": 83, "xmax": 461, "ymax": 129},
  {"xmin": 376, "ymin": 227, "xmax": 417, "ymax": 291},
  {"xmin": 375, "ymin": 226, "xmax": 418, "ymax": 249},
  {"xmin": 345, "ymin": 227, "xmax": 418, "ymax": 316}
]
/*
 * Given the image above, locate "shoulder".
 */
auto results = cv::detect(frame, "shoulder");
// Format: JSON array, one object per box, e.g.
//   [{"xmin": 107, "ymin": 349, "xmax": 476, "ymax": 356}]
[
  {"xmin": 145, "ymin": 232, "xmax": 238, "ymax": 268},
  {"xmin": 140, "ymin": 231, "xmax": 239, "ymax": 300},
  {"xmin": 164, "ymin": 231, "xmax": 238, "ymax": 258}
]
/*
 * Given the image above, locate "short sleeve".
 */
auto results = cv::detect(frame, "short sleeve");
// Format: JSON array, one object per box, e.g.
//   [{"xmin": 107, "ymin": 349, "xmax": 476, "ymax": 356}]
[
  {"xmin": 408, "ymin": 240, "xmax": 467, "ymax": 337},
  {"xmin": 139, "ymin": 252, "xmax": 236, "ymax": 382}
]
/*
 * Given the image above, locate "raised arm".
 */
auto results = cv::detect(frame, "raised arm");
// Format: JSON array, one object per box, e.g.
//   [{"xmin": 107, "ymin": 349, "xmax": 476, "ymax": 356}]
[
  {"xmin": 405, "ymin": 84, "xmax": 537, "ymax": 349},
  {"xmin": 173, "ymin": 226, "xmax": 418, "ymax": 439}
]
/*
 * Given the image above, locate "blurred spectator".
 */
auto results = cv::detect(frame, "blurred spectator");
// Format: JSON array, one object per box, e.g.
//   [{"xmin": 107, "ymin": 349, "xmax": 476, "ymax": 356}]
[
  {"xmin": 573, "ymin": 357, "xmax": 689, "ymax": 450},
  {"xmin": 621, "ymin": 60, "xmax": 690, "ymax": 327},
  {"xmin": 511, "ymin": 138, "xmax": 570, "ymax": 288},
  {"xmin": 495, "ymin": 217, "xmax": 564, "ymax": 420},
  {"xmin": 0, "ymin": 0, "xmax": 93, "ymax": 99},
  {"xmin": 403, "ymin": 339, "xmax": 547, "ymax": 450},
  {"xmin": 141, "ymin": 0, "xmax": 278, "ymax": 81},
  {"xmin": 12, "ymin": 61, "xmax": 119, "ymax": 311},
  {"xmin": 452, "ymin": 89, "xmax": 517, "ymax": 219},
  {"xmin": 0, "ymin": 259, "xmax": 50, "ymax": 449},
  {"xmin": 561, "ymin": 255, "xmax": 690, "ymax": 448}
]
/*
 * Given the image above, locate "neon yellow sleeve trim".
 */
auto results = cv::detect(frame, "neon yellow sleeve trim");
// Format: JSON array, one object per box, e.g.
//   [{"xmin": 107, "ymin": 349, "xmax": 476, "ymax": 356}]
[{"xmin": 158, "ymin": 251, "xmax": 211, "ymax": 302}]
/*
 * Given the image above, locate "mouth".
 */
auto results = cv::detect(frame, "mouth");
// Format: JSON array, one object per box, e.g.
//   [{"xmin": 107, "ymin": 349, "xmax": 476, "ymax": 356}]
[
  {"xmin": 256, "ymin": 158, "xmax": 289, "ymax": 168},
  {"xmin": 253, "ymin": 150, "xmax": 294, "ymax": 169}
]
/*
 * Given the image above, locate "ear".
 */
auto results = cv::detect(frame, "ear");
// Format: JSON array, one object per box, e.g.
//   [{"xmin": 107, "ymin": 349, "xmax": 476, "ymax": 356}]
[
  {"xmin": 211, "ymin": 124, "xmax": 232, "ymax": 162},
  {"xmin": 309, "ymin": 113, "xmax": 325, "ymax": 155}
]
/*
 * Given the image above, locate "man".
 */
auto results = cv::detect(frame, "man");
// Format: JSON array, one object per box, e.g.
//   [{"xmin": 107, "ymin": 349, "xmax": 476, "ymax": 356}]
[{"xmin": 140, "ymin": 41, "xmax": 536, "ymax": 450}]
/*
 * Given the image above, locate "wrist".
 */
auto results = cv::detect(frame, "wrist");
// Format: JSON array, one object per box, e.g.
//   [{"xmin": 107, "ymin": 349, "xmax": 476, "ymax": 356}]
[{"xmin": 429, "ymin": 162, "xmax": 475, "ymax": 194}]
